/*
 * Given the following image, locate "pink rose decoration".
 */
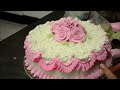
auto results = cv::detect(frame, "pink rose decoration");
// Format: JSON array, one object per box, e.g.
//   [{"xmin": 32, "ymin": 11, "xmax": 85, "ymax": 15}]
[
  {"xmin": 69, "ymin": 26, "xmax": 86, "ymax": 43},
  {"xmin": 51, "ymin": 23, "xmax": 59, "ymax": 33},
  {"xmin": 51, "ymin": 17, "xmax": 86, "ymax": 43},
  {"xmin": 55, "ymin": 26, "xmax": 71, "ymax": 42}
]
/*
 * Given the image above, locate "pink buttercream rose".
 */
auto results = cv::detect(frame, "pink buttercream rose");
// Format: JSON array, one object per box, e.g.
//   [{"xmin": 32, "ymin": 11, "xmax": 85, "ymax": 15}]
[
  {"xmin": 51, "ymin": 23, "xmax": 59, "ymax": 33},
  {"xmin": 69, "ymin": 26, "xmax": 86, "ymax": 43},
  {"xmin": 55, "ymin": 26, "xmax": 71, "ymax": 42},
  {"xmin": 51, "ymin": 17, "xmax": 86, "ymax": 43}
]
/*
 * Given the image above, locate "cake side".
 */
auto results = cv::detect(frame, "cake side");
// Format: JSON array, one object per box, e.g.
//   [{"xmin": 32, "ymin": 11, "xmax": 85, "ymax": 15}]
[
  {"xmin": 24, "ymin": 17, "xmax": 112, "ymax": 79},
  {"xmin": 25, "ymin": 18, "xmax": 109, "ymax": 61},
  {"xmin": 24, "ymin": 17, "xmax": 111, "ymax": 73},
  {"xmin": 24, "ymin": 56, "xmax": 112, "ymax": 79}
]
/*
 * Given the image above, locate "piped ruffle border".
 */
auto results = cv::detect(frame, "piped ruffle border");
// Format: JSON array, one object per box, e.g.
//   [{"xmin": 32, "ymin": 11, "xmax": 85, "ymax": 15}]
[
  {"xmin": 24, "ymin": 35, "xmax": 111, "ymax": 73},
  {"xmin": 24, "ymin": 57, "xmax": 112, "ymax": 79}
]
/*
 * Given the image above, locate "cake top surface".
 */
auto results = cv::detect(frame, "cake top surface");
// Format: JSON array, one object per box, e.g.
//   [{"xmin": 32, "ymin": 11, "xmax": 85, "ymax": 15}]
[{"xmin": 27, "ymin": 17, "xmax": 107, "ymax": 62}]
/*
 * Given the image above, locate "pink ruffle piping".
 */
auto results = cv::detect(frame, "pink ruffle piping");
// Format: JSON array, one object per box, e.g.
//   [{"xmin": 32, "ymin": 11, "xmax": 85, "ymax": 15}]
[
  {"xmin": 24, "ymin": 35, "xmax": 112, "ymax": 73},
  {"xmin": 24, "ymin": 57, "xmax": 112, "ymax": 79}
]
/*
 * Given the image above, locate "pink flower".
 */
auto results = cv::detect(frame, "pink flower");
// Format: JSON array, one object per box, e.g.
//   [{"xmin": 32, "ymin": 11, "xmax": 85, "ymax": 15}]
[
  {"xmin": 69, "ymin": 26, "xmax": 86, "ymax": 43},
  {"xmin": 51, "ymin": 23, "xmax": 59, "ymax": 33},
  {"xmin": 55, "ymin": 26, "xmax": 71, "ymax": 42},
  {"xmin": 51, "ymin": 17, "xmax": 86, "ymax": 43}
]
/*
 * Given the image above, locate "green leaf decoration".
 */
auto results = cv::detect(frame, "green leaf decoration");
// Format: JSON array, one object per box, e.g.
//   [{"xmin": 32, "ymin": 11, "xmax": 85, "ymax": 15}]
[
  {"xmin": 62, "ymin": 42, "xmax": 69, "ymax": 47},
  {"xmin": 47, "ymin": 34, "xmax": 54, "ymax": 39}
]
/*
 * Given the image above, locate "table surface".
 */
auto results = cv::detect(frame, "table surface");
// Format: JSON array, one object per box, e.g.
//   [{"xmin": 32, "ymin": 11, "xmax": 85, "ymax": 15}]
[{"xmin": 0, "ymin": 11, "xmax": 120, "ymax": 79}]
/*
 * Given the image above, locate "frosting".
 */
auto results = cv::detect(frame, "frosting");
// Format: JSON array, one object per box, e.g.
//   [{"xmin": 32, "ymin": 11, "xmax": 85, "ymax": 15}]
[
  {"xmin": 55, "ymin": 27, "xmax": 70, "ymax": 42},
  {"xmin": 24, "ymin": 36, "xmax": 111, "ymax": 73},
  {"xmin": 24, "ymin": 17, "xmax": 112, "ymax": 79},
  {"xmin": 26, "ymin": 19, "xmax": 108, "ymax": 61},
  {"xmin": 24, "ymin": 56, "xmax": 112, "ymax": 79},
  {"xmin": 52, "ymin": 17, "xmax": 86, "ymax": 43},
  {"xmin": 69, "ymin": 26, "xmax": 86, "ymax": 43}
]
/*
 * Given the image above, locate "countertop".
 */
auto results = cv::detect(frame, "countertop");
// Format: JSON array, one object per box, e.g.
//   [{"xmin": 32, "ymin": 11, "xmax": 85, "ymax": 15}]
[
  {"xmin": 0, "ymin": 11, "xmax": 65, "ymax": 79},
  {"xmin": 0, "ymin": 11, "xmax": 120, "ymax": 79}
]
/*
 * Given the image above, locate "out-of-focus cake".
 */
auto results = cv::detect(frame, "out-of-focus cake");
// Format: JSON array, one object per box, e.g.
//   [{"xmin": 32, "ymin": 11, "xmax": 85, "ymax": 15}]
[{"xmin": 24, "ymin": 17, "xmax": 112, "ymax": 79}]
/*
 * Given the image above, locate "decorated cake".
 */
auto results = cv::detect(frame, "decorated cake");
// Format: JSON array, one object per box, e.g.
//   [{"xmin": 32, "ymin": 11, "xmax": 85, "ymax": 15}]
[{"xmin": 24, "ymin": 17, "xmax": 112, "ymax": 79}]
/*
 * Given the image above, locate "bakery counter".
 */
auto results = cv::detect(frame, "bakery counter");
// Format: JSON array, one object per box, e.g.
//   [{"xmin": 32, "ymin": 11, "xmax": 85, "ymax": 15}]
[
  {"xmin": 0, "ymin": 11, "xmax": 120, "ymax": 79},
  {"xmin": 0, "ymin": 11, "xmax": 65, "ymax": 79}
]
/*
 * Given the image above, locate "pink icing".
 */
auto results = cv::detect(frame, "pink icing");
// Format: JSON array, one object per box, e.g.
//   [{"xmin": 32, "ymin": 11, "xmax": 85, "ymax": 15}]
[
  {"xmin": 39, "ymin": 72, "xmax": 44, "ymax": 79},
  {"xmin": 69, "ymin": 26, "xmax": 86, "ymax": 43},
  {"xmin": 52, "ymin": 17, "xmax": 86, "ymax": 43},
  {"xmin": 24, "ymin": 36, "xmax": 111, "ymax": 73},
  {"xmin": 55, "ymin": 26, "xmax": 71, "ymax": 42},
  {"xmin": 27, "ymin": 64, "xmax": 33, "ymax": 70},
  {"xmin": 31, "ymin": 67, "xmax": 37, "ymax": 74},
  {"xmin": 25, "ymin": 59, "xmax": 31, "ymax": 66},
  {"xmin": 93, "ymin": 48, "xmax": 107, "ymax": 61},
  {"xmin": 24, "ymin": 20, "xmax": 111, "ymax": 78},
  {"xmin": 46, "ymin": 74, "xmax": 51, "ymax": 79},
  {"xmin": 24, "ymin": 35, "xmax": 31, "ymax": 49},
  {"xmin": 42, "ymin": 73, "xmax": 47, "ymax": 79},
  {"xmin": 25, "ymin": 57, "xmax": 112, "ymax": 79},
  {"xmin": 33, "ymin": 69, "xmax": 39, "ymax": 77}
]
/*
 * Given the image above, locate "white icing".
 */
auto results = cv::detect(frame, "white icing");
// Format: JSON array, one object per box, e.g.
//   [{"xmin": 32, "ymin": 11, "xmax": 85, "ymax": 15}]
[{"xmin": 28, "ymin": 20, "xmax": 107, "ymax": 61}]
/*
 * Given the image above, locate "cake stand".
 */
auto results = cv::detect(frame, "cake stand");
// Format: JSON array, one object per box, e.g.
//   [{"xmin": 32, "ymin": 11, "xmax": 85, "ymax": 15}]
[{"xmin": 24, "ymin": 63, "xmax": 35, "ymax": 79}]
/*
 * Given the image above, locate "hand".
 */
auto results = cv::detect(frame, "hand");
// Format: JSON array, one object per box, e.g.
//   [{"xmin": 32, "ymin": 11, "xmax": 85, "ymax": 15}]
[
  {"xmin": 100, "ymin": 64, "xmax": 118, "ymax": 79},
  {"xmin": 111, "ymin": 22, "xmax": 120, "ymax": 32},
  {"xmin": 111, "ymin": 49, "xmax": 120, "ymax": 59},
  {"xmin": 110, "ymin": 22, "xmax": 120, "ymax": 59},
  {"xmin": 100, "ymin": 22, "xmax": 120, "ymax": 79},
  {"xmin": 96, "ymin": 18, "xmax": 120, "ymax": 79}
]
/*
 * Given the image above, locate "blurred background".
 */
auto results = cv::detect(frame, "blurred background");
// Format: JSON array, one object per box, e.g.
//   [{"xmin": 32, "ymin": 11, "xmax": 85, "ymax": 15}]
[
  {"xmin": 0, "ymin": 11, "xmax": 53, "ymax": 41},
  {"xmin": 0, "ymin": 11, "xmax": 120, "ymax": 41}
]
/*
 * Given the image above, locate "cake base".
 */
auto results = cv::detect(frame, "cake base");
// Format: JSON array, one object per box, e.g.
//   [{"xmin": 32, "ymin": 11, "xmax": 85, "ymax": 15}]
[
  {"xmin": 24, "ymin": 58, "xmax": 112, "ymax": 79},
  {"xmin": 24, "ymin": 64, "xmax": 35, "ymax": 79},
  {"xmin": 24, "ymin": 64, "xmax": 107, "ymax": 79}
]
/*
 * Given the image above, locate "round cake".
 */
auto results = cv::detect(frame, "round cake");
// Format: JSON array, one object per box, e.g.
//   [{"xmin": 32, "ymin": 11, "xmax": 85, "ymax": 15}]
[{"xmin": 24, "ymin": 17, "xmax": 112, "ymax": 79}]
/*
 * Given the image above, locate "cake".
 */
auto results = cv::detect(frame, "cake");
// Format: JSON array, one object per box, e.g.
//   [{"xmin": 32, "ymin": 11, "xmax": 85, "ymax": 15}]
[{"xmin": 24, "ymin": 17, "xmax": 112, "ymax": 79}]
